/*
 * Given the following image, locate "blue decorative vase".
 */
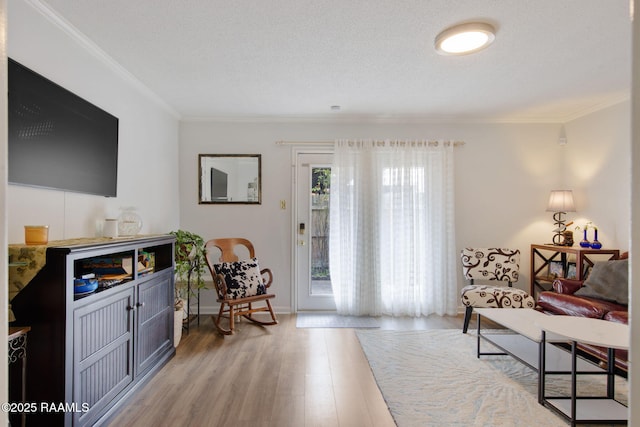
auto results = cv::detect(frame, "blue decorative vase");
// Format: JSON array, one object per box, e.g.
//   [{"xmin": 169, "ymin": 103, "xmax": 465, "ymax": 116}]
[
  {"xmin": 579, "ymin": 229, "xmax": 591, "ymax": 248},
  {"xmin": 590, "ymin": 229, "xmax": 602, "ymax": 249}
]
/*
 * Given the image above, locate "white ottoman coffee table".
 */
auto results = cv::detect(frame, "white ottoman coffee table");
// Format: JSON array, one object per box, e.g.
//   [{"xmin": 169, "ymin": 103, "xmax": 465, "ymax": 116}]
[
  {"xmin": 536, "ymin": 316, "xmax": 629, "ymax": 426},
  {"xmin": 475, "ymin": 308, "xmax": 603, "ymax": 403}
]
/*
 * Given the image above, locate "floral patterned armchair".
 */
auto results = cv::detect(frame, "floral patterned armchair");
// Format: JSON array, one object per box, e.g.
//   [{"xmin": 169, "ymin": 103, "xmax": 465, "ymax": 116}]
[{"xmin": 460, "ymin": 248, "xmax": 534, "ymax": 333}]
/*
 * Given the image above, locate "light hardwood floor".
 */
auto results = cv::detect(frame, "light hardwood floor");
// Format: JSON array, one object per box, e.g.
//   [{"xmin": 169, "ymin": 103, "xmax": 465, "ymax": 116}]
[{"xmin": 106, "ymin": 313, "xmax": 472, "ymax": 427}]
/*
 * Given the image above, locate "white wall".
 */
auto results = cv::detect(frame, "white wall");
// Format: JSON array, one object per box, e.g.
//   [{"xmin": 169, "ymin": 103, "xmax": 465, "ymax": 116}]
[
  {"xmin": 5, "ymin": 1, "xmax": 180, "ymax": 243},
  {"xmin": 179, "ymin": 120, "xmax": 619, "ymax": 313},
  {"xmin": 564, "ymin": 101, "xmax": 631, "ymax": 250},
  {"xmin": 179, "ymin": 108, "xmax": 629, "ymax": 314}
]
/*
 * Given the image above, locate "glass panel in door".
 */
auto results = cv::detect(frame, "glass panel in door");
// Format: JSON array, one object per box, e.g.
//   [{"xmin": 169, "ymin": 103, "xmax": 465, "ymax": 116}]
[{"xmin": 296, "ymin": 153, "xmax": 335, "ymax": 311}]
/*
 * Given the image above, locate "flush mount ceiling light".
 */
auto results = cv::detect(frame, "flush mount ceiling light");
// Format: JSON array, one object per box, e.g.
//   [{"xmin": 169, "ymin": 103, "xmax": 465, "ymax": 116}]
[{"xmin": 435, "ymin": 22, "xmax": 495, "ymax": 55}]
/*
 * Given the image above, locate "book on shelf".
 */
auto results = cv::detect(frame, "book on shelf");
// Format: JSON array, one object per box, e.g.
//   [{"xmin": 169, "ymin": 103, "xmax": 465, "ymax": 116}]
[{"xmin": 78, "ymin": 251, "xmax": 156, "ymax": 282}]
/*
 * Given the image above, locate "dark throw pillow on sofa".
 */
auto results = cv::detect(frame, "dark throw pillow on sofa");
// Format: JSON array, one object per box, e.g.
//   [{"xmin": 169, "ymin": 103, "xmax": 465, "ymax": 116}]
[{"xmin": 574, "ymin": 259, "xmax": 628, "ymax": 305}]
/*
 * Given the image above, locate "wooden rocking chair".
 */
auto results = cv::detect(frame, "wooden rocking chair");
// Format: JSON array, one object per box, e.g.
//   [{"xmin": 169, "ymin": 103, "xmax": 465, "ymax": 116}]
[{"xmin": 204, "ymin": 238, "xmax": 278, "ymax": 335}]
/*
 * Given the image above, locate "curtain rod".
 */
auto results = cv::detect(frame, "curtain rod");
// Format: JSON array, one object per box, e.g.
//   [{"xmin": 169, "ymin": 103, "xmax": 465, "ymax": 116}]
[
  {"xmin": 275, "ymin": 140, "xmax": 465, "ymax": 146},
  {"xmin": 275, "ymin": 140, "xmax": 333, "ymax": 146}
]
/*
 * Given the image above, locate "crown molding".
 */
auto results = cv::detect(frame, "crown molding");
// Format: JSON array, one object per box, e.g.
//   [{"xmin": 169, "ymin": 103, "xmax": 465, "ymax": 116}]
[
  {"xmin": 182, "ymin": 113, "xmax": 561, "ymax": 125},
  {"xmin": 183, "ymin": 94, "xmax": 630, "ymax": 125},
  {"xmin": 26, "ymin": 0, "xmax": 181, "ymax": 120},
  {"xmin": 559, "ymin": 93, "xmax": 631, "ymax": 123}
]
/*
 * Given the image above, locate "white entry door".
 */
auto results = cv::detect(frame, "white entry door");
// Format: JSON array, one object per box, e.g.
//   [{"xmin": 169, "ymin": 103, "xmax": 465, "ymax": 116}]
[{"xmin": 295, "ymin": 152, "xmax": 335, "ymax": 311}]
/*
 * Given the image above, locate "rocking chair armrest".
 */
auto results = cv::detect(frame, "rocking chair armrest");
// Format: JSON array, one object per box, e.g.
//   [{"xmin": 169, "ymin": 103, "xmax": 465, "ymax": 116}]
[{"xmin": 261, "ymin": 268, "xmax": 273, "ymax": 288}]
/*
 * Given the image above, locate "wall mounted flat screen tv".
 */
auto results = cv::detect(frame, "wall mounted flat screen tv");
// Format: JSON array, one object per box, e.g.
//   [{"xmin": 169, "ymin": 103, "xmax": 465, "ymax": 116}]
[
  {"xmin": 8, "ymin": 58, "xmax": 119, "ymax": 197},
  {"xmin": 210, "ymin": 167, "xmax": 228, "ymax": 200}
]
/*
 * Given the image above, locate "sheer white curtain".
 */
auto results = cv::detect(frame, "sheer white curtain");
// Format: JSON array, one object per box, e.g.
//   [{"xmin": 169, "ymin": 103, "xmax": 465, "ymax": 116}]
[{"xmin": 329, "ymin": 140, "xmax": 458, "ymax": 316}]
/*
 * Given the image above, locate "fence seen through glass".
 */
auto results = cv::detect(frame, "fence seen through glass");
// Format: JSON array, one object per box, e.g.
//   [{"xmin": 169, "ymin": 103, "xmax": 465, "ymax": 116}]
[{"xmin": 311, "ymin": 167, "xmax": 332, "ymax": 295}]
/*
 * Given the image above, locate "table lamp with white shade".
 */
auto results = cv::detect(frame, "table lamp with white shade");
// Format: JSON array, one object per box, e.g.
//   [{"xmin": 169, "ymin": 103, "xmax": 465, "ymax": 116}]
[{"xmin": 546, "ymin": 190, "xmax": 575, "ymax": 245}]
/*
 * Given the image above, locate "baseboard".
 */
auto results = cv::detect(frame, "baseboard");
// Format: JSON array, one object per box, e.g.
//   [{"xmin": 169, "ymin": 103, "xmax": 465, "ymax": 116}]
[{"xmin": 197, "ymin": 304, "xmax": 461, "ymax": 316}]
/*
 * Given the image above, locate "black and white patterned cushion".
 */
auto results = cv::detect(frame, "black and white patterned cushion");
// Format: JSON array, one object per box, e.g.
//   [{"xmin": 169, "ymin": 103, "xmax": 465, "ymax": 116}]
[
  {"xmin": 459, "ymin": 247, "xmax": 534, "ymax": 309},
  {"xmin": 213, "ymin": 257, "xmax": 266, "ymax": 299},
  {"xmin": 460, "ymin": 284, "xmax": 535, "ymax": 309},
  {"xmin": 461, "ymin": 248, "xmax": 520, "ymax": 283}
]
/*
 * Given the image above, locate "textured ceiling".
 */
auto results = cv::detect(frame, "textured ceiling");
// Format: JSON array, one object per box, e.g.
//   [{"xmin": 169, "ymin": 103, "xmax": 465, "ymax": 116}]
[{"xmin": 38, "ymin": 0, "xmax": 631, "ymax": 122}]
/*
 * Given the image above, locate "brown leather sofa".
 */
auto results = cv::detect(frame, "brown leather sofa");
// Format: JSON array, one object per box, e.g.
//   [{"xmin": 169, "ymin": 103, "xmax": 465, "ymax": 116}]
[{"xmin": 537, "ymin": 276, "xmax": 628, "ymax": 372}]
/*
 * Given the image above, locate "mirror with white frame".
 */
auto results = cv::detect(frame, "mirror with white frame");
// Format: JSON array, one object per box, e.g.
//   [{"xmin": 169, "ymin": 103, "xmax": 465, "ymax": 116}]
[{"xmin": 198, "ymin": 154, "xmax": 261, "ymax": 204}]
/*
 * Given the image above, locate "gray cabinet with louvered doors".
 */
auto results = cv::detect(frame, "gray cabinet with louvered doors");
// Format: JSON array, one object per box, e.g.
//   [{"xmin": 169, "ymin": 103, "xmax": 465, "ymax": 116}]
[
  {"xmin": 73, "ymin": 286, "xmax": 135, "ymax": 426},
  {"xmin": 10, "ymin": 235, "xmax": 175, "ymax": 426},
  {"xmin": 135, "ymin": 269, "xmax": 174, "ymax": 377}
]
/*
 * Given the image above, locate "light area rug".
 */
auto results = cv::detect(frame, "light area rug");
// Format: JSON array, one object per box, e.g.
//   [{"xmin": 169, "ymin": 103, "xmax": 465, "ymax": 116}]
[
  {"xmin": 356, "ymin": 329, "xmax": 628, "ymax": 427},
  {"xmin": 296, "ymin": 313, "xmax": 380, "ymax": 328}
]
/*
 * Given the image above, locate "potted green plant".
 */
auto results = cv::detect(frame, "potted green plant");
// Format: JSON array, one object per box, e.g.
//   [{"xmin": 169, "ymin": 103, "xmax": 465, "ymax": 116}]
[
  {"xmin": 170, "ymin": 230, "xmax": 207, "ymax": 343},
  {"xmin": 171, "ymin": 229, "xmax": 206, "ymax": 281}
]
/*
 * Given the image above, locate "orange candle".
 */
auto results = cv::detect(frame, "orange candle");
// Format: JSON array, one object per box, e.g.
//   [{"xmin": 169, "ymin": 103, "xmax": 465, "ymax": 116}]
[{"xmin": 24, "ymin": 225, "xmax": 49, "ymax": 245}]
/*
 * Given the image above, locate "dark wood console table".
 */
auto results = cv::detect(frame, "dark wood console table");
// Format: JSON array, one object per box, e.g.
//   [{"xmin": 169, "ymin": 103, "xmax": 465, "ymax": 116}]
[{"xmin": 530, "ymin": 244, "xmax": 619, "ymax": 299}]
